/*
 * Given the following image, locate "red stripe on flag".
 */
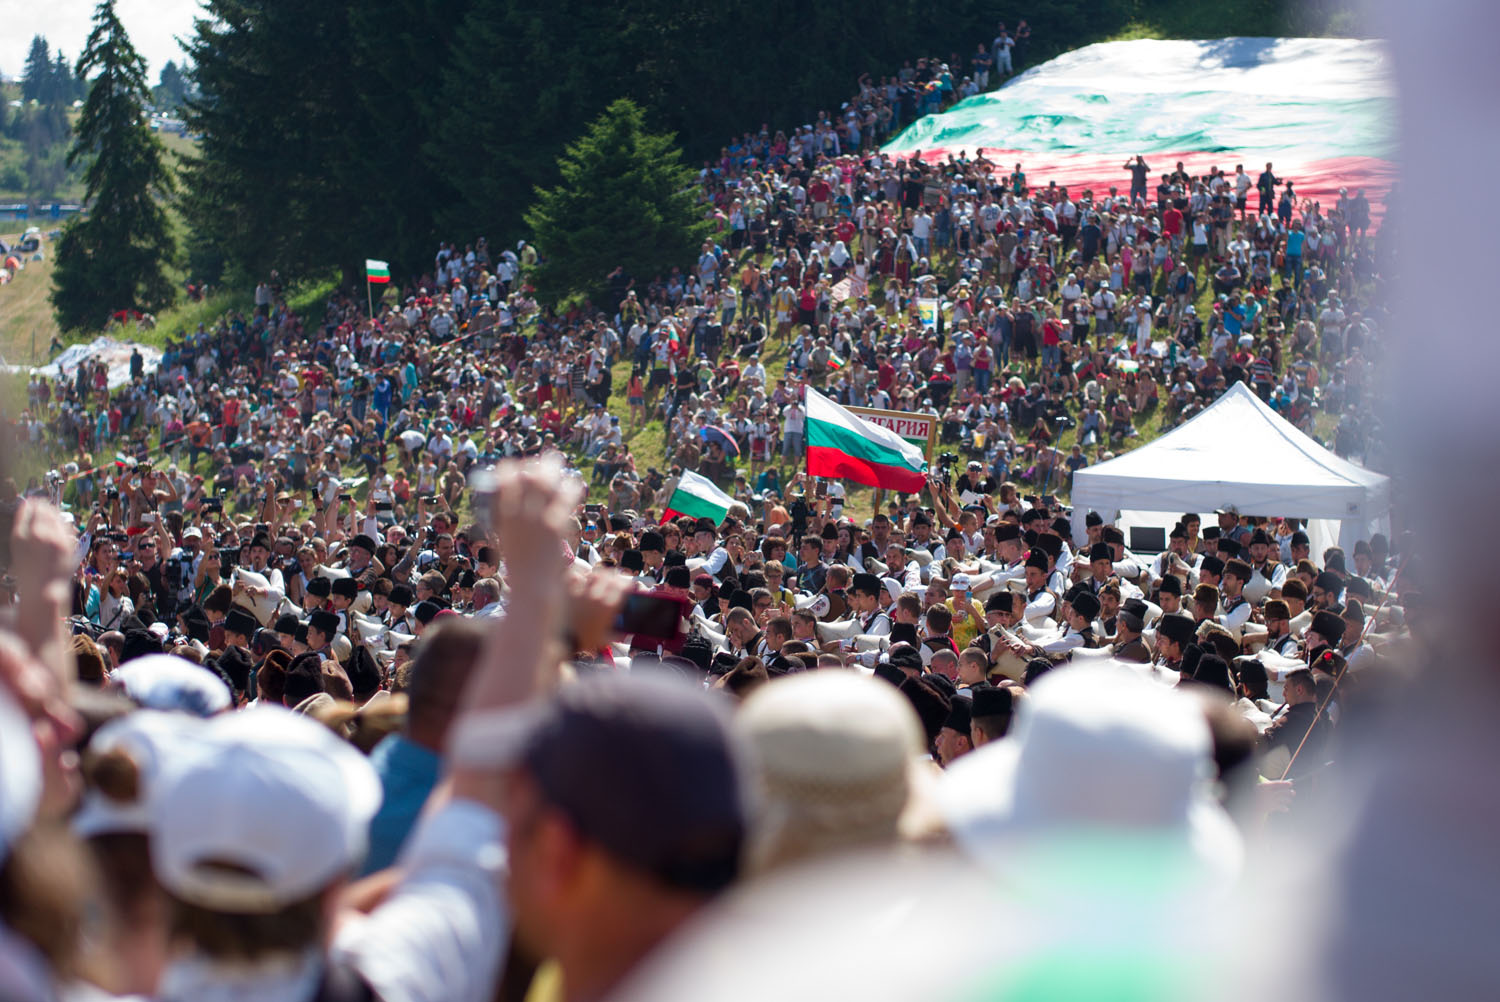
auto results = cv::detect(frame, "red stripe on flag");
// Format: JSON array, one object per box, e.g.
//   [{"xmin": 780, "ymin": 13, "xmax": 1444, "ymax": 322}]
[{"xmin": 806, "ymin": 445, "xmax": 927, "ymax": 493}]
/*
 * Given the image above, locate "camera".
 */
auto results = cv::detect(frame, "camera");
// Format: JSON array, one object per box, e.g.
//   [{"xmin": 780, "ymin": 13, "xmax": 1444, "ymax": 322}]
[
  {"xmin": 935, "ymin": 452, "xmax": 959, "ymax": 485},
  {"xmin": 105, "ymin": 488, "xmax": 119, "ymax": 501},
  {"xmin": 788, "ymin": 497, "xmax": 810, "ymax": 539},
  {"xmin": 338, "ymin": 493, "xmax": 353, "ymax": 502},
  {"xmin": 202, "ymin": 498, "xmax": 223, "ymax": 513},
  {"xmin": 218, "ymin": 546, "xmax": 241, "ymax": 572}
]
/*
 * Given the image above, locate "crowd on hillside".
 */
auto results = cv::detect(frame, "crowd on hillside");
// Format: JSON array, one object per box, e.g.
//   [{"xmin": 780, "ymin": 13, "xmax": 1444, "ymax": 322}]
[{"xmin": 0, "ymin": 13, "xmax": 1416, "ymax": 1002}]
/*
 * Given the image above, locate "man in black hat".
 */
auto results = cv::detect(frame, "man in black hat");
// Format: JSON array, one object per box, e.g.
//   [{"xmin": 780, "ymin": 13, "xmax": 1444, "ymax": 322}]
[
  {"xmin": 386, "ymin": 584, "xmax": 415, "ymax": 633},
  {"xmin": 638, "ymin": 530, "xmax": 667, "ymax": 584},
  {"xmin": 223, "ymin": 605, "xmax": 260, "ymax": 651},
  {"xmin": 1245, "ymin": 527, "xmax": 1286, "ymax": 601},
  {"xmin": 273, "ymin": 611, "xmax": 300, "ymax": 650},
  {"xmin": 1099, "ymin": 524, "xmax": 1143, "ymax": 581},
  {"xmin": 1311, "ymin": 571, "xmax": 1343, "ymax": 611},
  {"xmin": 1022, "ymin": 550, "xmax": 1056, "ymax": 625},
  {"xmin": 969, "ymin": 684, "xmax": 1020, "ymax": 746},
  {"xmin": 1153, "ymin": 612, "xmax": 1196, "ymax": 672},
  {"xmin": 243, "ymin": 533, "xmax": 285, "ymax": 592},
  {"xmin": 1152, "ymin": 523, "xmax": 1196, "ymax": 582},
  {"xmin": 1262, "ymin": 599, "xmax": 1300, "ymax": 657},
  {"xmin": 178, "ymin": 604, "xmax": 212, "ymax": 646},
  {"xmin": 1197, "ymin": 554, "xmax": 1224, "ymax": 591},
  {"xmin": 307, "ymin": 609, "xmax": 340, "ymax": 656},
  {"xmin": 1155, "ymin": 571, "xmax": 1185, "ymax": 620},
  {"xmin": 975, "ymin": 522, "xmax": 1026, "ymax": 594},
  {"xmin": 1305, "ymin": 609, "xmax": 1346, "ymax": 663},
  {"xmin": 1283, "ymin": 528, "xmax": 1311, "ymax": 570},
  {"xmin": 346, "ymin": 532, "xmax": 382, "ymax": 585},
  {"xmin": 1055, "ymin": 589, "xmax": 1101, "ymax": 653},
  {"xmin": 304, "ymin": 575, "xmax": 333, "ymax": 611},
  {"xmin": 935, "ymin": 697, "xmax": 973, "ymax": 767},
  {"xmin": 848, "ymin": 573, "xmax": 891, "ymax": 636},
  {"xmin": 1085, "ymin": 541, "xmax": 1116, "ymax": 595},
  {"xmin": 329, "ymin": 576, "xmax": 359, "ymax": 635},
  {"xmin": 1110, "ymin": 599, "xmax": 1151, "ymax": 663},
  {"xmin": 1218, "ymin": 559, "xmax": 1254, "ymax": 631}
]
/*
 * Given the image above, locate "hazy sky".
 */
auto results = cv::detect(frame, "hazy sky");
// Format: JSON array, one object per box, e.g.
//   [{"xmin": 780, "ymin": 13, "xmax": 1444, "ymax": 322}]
[{"xmin": 0, "ymin": 0, "xmax": 202, "ymax": 83}]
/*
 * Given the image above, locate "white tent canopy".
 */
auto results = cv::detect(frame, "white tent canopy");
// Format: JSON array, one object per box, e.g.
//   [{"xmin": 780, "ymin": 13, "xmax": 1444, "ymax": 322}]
[{"xmin": 1070, "ymin": 383, "xmax": 1389, "ymax": 552}]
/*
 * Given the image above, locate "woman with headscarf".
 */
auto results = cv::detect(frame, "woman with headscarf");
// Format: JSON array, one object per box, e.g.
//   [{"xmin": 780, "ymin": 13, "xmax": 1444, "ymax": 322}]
[{"xmin": 829, "ymin": 240, "xmax": 852, "ymax": 279}]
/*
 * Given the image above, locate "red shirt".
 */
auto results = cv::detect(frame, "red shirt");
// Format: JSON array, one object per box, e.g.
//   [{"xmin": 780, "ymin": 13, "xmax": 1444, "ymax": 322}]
[
  {"xmin": 1162, "ymin": 206, "xmax": 1183, "ymax": 236},
  {"xmin": 877, "ymin": 362, "xmax": 896, "ymax": 391}
]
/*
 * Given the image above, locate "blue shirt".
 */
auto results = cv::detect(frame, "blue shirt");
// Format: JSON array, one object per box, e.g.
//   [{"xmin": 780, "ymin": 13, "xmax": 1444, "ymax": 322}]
[
  {"xmin": 361, "ymin": 733, "xmax": 442, "ymax": 875},
  {"xmin": 1286, "ymin": 231, "xmax": 1306, "ymax": 256}
]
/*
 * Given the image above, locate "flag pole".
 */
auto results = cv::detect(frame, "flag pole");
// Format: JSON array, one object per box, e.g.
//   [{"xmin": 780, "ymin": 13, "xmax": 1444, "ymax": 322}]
[{"xmin": 366, "ymin": 271, "xmax": 374, "ymax": 321}]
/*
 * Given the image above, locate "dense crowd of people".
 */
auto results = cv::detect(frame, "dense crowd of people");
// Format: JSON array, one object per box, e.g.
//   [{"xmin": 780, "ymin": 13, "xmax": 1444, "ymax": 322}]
[{"xmin": 0, "ymin": 15, "xmax": 1418, "ymax": 1002}]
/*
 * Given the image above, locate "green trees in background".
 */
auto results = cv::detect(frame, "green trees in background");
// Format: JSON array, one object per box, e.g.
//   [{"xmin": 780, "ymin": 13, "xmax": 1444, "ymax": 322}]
[
  {"xmin": 153, "ymin": 61, "xmax": 191, "ymax": 111},
  {"xmin": 175, "ymin": 0, "xmax": 1361, "ymax": 293},
  {"xmin": 21, "ymin": 36, "xmax": 86, "ymax": 107},
  {"xmin": 525, "ymin": 99, "xmax": 712, "ymax": 302},
  {"xmin": 180, "ymin": 0, "xmax": 369, "ymax": 284},
  {"xmin": 51, "ymin": 1, "xmax": 177, "ymax": 330}
]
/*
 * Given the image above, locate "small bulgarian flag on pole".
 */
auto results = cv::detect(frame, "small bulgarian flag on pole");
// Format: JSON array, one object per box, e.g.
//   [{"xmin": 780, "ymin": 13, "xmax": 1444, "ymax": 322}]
[
  {"xmin": 365, "ymin": 259, "xmax": 390, "ymax": 284},
  {"xmin": 660, "ymin": 469, "xmax": 736, "ymax": 525},
  {"xmin": 827, "ymin": 353, "xmax": 845, "ymax": 370}
]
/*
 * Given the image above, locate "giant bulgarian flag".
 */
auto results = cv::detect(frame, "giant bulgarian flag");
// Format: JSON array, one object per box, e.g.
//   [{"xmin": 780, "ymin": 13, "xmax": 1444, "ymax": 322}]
[
  {"xmin": 884, "ymin": 37, "xmax": 1395, "ymax": 223},
  {"xmin": 661, "ymin": 469, "xmax": 736, "ymax": 524},
  {"xmin": 805, "ymin": 387, "xmax": 928, "ymax": 492}
]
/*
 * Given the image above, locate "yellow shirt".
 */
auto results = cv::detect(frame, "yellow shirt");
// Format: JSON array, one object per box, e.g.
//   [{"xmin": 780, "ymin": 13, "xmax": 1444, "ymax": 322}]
[{"xmin": 946, "ymin": 597, "xmax": 985, "ymax": 649}]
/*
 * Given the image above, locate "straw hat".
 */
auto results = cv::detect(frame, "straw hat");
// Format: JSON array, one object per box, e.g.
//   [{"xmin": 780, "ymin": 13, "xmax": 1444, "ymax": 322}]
[{"xmin": 737, "ymin": 672, "xmax": 933, "ymax": 873}]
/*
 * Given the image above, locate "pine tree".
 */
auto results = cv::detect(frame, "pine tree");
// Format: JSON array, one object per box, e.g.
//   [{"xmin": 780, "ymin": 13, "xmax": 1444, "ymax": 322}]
[
  {"xmin": 182, "ymin": 0, "xmax": 370, "ymax": 283},
  {"xmin": 20, "ymin": 37, "xmax": 50, "ymax": 103},
  {"xmin": 524, "ymin": 99, "xmax": 712, "ymax": 301},
  {"xmin": 50, "ymin": 51, "xmax": 80, "ymax": 105},
  {"xmin": 51, "ymin": 0, "xmax": 177, "ymax": 331},
  {"xmin": 154, "ymin": 60, "xmax": 189, "ymax": 110}
]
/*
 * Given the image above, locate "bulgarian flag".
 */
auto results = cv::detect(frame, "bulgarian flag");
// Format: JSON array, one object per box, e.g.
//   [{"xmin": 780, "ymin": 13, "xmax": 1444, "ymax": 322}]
[
  {"xmin": 827, "ymin": 354, "xmax": 845, "ymax": 370},
  {"xmin": 805, "ymin": 387, "xmax": 928, "ymax": 492},
  {"xmin": 365, "ymin": 259, "xmax": 390, "ymax": 284},
  {"xmin": 660, "ymin": 469, "xmax": 736, "ymax": 525}
]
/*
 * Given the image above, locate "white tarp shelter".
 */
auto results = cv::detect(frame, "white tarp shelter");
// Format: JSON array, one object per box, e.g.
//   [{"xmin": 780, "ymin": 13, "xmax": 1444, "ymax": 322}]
[{"xmin": 1070, "ymin": 382, "xmax": 1389, "ymax": 553}]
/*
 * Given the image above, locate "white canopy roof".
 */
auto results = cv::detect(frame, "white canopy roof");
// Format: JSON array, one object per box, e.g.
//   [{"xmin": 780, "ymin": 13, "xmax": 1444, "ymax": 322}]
[{"xmin": 1071, "ymin": 382, "xmax": 1389, "ymax": 529}]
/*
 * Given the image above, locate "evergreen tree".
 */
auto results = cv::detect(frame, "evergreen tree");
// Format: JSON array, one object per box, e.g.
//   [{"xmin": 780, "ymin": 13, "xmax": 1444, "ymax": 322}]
[
  {"xmin": 524, "ymin": 99, "xmax": 711, "ymax": 301},
  {"xmin": 342, "ymin": 0, "xmax": 468, "ymax": 273},
  {"xmin": 154, "ymin": 59, "xmax": 189, "ymax": 109},
  {"xmin": 182, "ymin": 0, "xmax": 369, "ymax": 283},
  {"xmin": 20, "ymin": 37, "xmax": 50, "ymax": 103},
  {"xmin": 51, "ymin": 51, "xmax": 81, "ymax": 105},
  {"xmin": 51, "ymin": 0, "xmax": 177, "ymax": 331}
]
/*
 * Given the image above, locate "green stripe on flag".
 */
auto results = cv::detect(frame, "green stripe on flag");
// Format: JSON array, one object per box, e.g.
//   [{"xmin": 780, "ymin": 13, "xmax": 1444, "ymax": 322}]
[
  {"xmin": 664, "ymin": 490, "xmax": 730, "ymax": 523},
  {"xmin": 806, "ymin": 418, "xmax": 926, "ymax": 475}
]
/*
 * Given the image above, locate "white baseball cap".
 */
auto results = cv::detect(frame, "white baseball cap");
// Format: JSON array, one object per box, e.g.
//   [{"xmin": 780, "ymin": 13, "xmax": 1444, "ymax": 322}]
[
  {"xmin": 0, "ymin": 684, "xmax": 40, "ymax": 865},
  {"xmin": 73, "ymin": 710, "xmax": 204, "ymax": 838},
  {"xmin": 150, "ymin": 706, "xmax": 382, "ymax": 913},
  {"xmin": 951, "ymin": 573, "xmax": 972, "ymax": 592},
  {"xmin": 182, "ymin": 526, "xmax": 203, "ymax": 540}
]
